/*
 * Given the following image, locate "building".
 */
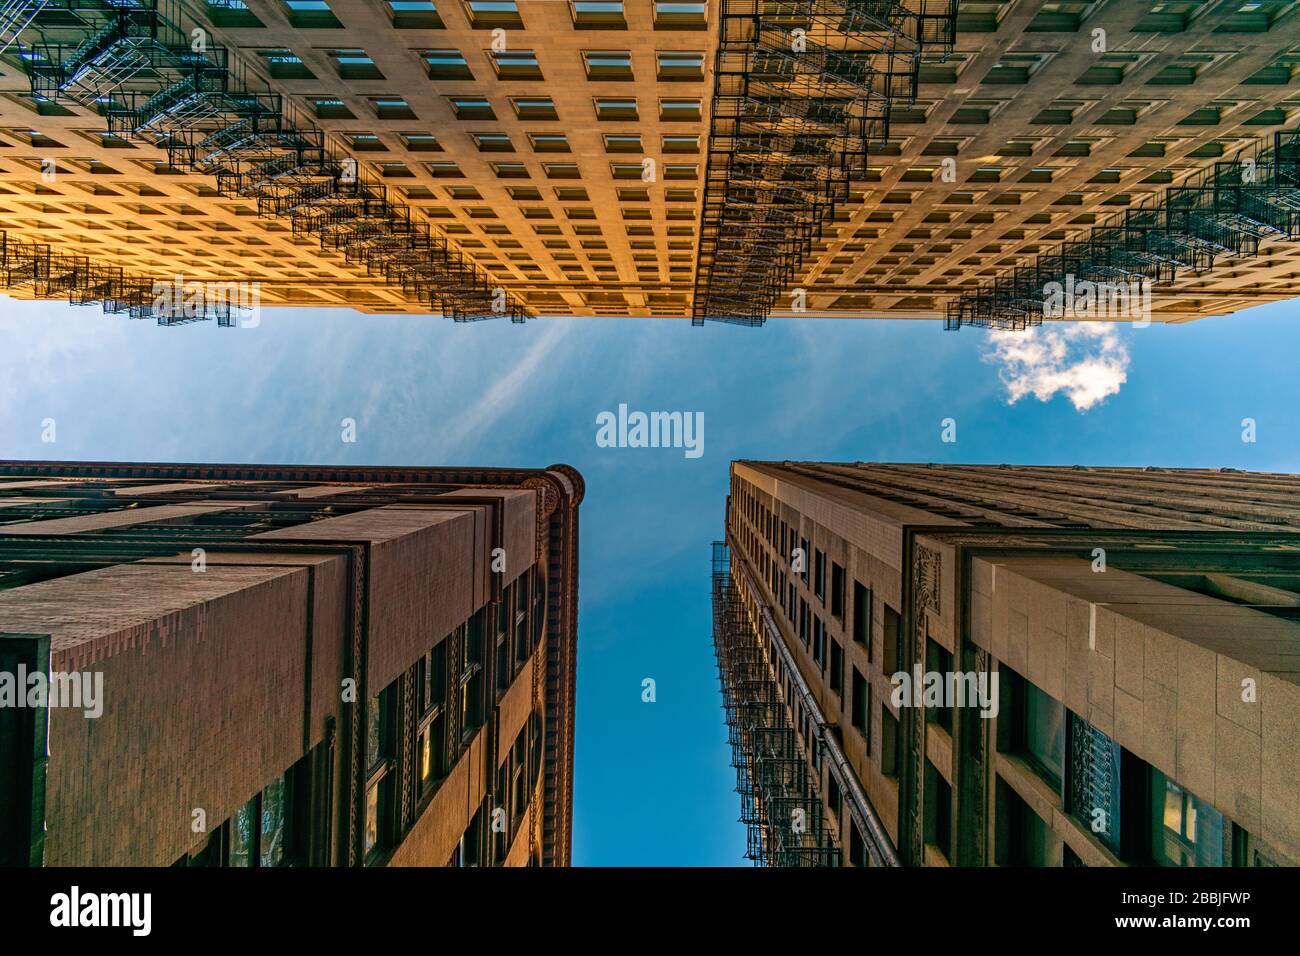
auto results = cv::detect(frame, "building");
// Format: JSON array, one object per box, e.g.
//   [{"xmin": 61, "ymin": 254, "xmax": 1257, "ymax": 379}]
[
  {"xmin": 714, "ymin": 460, "xmax": 1300, "ymax": 867},
  {"xmin": 0, "ymin": 458, "xmax": 582, "ymax": 867},
  {"xmin": 5, "ymin": 1, "xmax": 1300, "ymax": 322}
]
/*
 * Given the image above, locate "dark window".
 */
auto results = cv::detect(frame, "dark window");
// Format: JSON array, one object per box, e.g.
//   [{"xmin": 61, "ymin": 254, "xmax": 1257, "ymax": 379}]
[
  {"xmin": 829, "ymin": 639, "xmax": 843, "ymax": 696},
  {"xmin": 814, "ymin": 549, "xmax": 826, "ymax": 601},
  {"xmin": 851, "ymin": 667, "xmax": 868, "ymax": 740},
  {"xmin": 881, "ymin": 705, "xmax": 899, "ymax": 777},
  {"xmin": 831, "ymin": 562, "xmax": 845, "ymax": 620},
  {"xmin": 925, "ymin": 639, "xmax": 954, "ymax": 732},
  {"xmin": 925, "ymin": 761, "xmax": 952, "ymax": 860},
  {"xmin": 852, "ymin": 580, "xmax": 871, "ymax": 651}
]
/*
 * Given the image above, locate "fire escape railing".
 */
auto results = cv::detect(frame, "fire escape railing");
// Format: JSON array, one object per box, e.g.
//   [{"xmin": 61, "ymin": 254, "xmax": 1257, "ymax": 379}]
[
  {"xmin": 13, "ymin": 0, "xmax": 531, "ymax": 323},
  {"xmin": 712, "ymin": 537, "xmax": 901, "ymax": 866},
  {"xmin": 692, "ymin": 0, "xmax": 957, "ymax": 326},
  {"xmin": 0, "ymin": 230, "xmax": 223, "ymax": 324},
  {"xmin": 945, "ymin": 127, "xmax": 1300, "ymax": 331}
]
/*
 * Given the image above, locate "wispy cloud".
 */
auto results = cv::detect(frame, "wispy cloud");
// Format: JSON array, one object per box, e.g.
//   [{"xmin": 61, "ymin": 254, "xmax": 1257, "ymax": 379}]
[
  {"xmin": 985, "ymin": 323, "xmax": 1130, "ymax": 412},
  {"xmin": 440, "ymin": 318, "xmax": 576, "ymax": 454}
]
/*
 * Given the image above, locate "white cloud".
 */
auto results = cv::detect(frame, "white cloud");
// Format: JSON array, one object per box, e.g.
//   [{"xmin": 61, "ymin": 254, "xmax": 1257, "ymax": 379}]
[{"xmin": 985, "ymin": 323, "xmax": 1130, "ymax": 412}]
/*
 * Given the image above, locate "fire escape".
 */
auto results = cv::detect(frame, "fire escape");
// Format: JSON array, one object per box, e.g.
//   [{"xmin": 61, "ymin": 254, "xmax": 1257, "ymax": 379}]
[
  {"xmin": 692, "ymin": 0, "xmax": 957, "ymax": 325},
  {"xmin": 944, "ymin": 127, "xmax": 1300, "ymax": 331},
  {"xmin": 712, "ymin": 540, "xmax": 841, "ymax": 866},
  {"xmin": 9, "ymin": 0, "xmax": 530, "ymax": 323}
]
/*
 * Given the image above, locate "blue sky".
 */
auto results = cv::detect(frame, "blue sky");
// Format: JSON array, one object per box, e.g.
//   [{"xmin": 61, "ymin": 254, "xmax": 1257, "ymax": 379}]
[{"xmin": 1, "ymin": 298, "xmax": 1298, "ymax": 865}]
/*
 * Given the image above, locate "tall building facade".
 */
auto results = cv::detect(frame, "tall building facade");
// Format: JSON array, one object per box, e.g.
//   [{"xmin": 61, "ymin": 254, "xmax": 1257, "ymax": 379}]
[
  {"xmin": 4, "ymin": 1, "xmax": 1300, "ymax": 321},
  {"xmin": 715, "ymin": 461, "xmax": 1300, "ymax": 866},
  {"xmin": 0, "ymin": 459, "xmax": 582, "ymax": 867}
]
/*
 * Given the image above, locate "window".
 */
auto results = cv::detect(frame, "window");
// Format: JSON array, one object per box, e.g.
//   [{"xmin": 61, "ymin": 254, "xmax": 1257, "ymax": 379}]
[
  {"xmin": 657, "ymin": 50, "xmax": 703, "ymax": 80},
  {"xmin": 830, "ymin": 561, "xmax": 845, "ymax": 620},
  {"xmin": 571, "ymin": 0, "xmax": 625, "ymax": 28},
  {"xmin": 513, "ymin": 97, "xmax": 558, "ymax": 120},
  {"xmin": 881, "ymin": 704, "xmax": 898, "ymax": 776},
  {"xmin": 882, "ymin": 603, "xmax": 900, "ymax": 676},
  {"xmin": 1150, "ymin": 770, "xmax": 1228, "ymax": 866},
  {"xmin": 470, "ymin": 132, "xmax": 511, "ymax": 153},
  {"xmin": 654, "ymin": 0, "xmax": 706, "ymax": 29},
  {"xmin": 663, "ymin": 163, "xmax": 697, "ymax": 180},
  {"xmin": 417, "ymin": 641, "xmax": 449, "ymax": 796},
  {"xmin": 255, "ymin": 49, "xmax": 314, "ymax": 79},
  {"xmin": 544, "ymin": 163, "xmax": 581, "ymax": 179},
  {"xmin": 466, "ymin": 0, "xmax": 522, "ymax": 29},
  {"xmin": 851, "ymin": 667, "xmax": 868, "ymax": 741},
  {"xmin": 328, "ymin": 49, "xmax": 383, "ymax": 80},
  {"xmin": 584, "ymin": 50, "xmax": 633, "ymax": 80},
  {"xmin": 852, "ymin": 580, "xmax": 870, "ymax": 650},
  {"xmin": 401, "ymin": 133, "xmax": 441, "ymax": 151},
  {"xmin": 371, "ymin": 96, "xmax": 416, "ymax": 119},
  {"xmin": 1011, "ymin": 672, "xmax": 1065, "ymax": 787},
  {"xmin": 659, "ymin": 97, "xmax": 701, "ymax": 121},
  {"xmin": 228, "ymin": 775, "xmax": 290, "ymax": 867},
  {"xmin": 282, "ymin": 0, "xmax": 341, "ymax": 26},
  {"xmin": 459, "ymin": 612, "xmax": 487, "ymax": 737},
  {"xmin": 829, "ymin": 639, "xmax": 843, "ymax": 697},
  {"xmin": 427, "ymin": 161, "xmax": 464, "ymax": 177},
  {"xmin": 364, "ymin": 687, "xmax": 395, "ymax": 861},
  {"xmin": 925, "ymin": 639, "xmax": 954, "ymax": 732},
  {"xmin": 423, "ymin": 49, "xmax": 472, "ymax": 80},
  {"xmin": 493, "ymin": 49, "xmax": 543, "ymax": 80},
  {"xmin": 530, "ymin": 133, "xmax": 570, "ymax": 152},
  {"xmin": 595, "ymin": 97, "xmax": 638, "ymax": 120},
  {"xmin": 924, "ymin": 760, "xmax": 952, "ymax": 860},
  {"xmin": 813, "ymin": 548, "xmax": 825, "ymax": 601},
  {"xmin": 312, "ymin": 97, "xmax": 353, "ymax": 119},
  {"xmin": 663, "ymin": 134, "xmax": 699, "ymax": 153},
  {"xmin": 604, "ymin": 133, "xmax": 642, "ymax": 153},
  {"xmin": 494, "ymin": 162, "xmax": 530, "ymax": 178},
  {"xmin": 387, "ymin": 0, "xmax": 443, "ymax": 28},
  {"xmin": 449, "ymin": 97, "xmax": 495, "ymax": 120},
  {"xmin": 344, "ymin": 132, "xmax": 384, "ymax": 151}
]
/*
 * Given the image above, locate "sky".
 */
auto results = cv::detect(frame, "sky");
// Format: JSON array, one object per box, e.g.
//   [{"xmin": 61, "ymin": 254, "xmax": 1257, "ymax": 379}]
[{"xmin": 1, "ymin": 297, "xmax": 1298, "ymax": 865}]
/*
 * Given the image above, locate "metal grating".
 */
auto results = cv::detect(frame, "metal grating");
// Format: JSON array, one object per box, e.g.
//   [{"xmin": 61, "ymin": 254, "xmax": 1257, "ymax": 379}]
[
  {"xmin": 18, "ymin": 0, "xmax": 530, "ymax": 323},
  {"xmin": 692, "ymin": 0, "xmax": 957, "ymax": 325}
]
